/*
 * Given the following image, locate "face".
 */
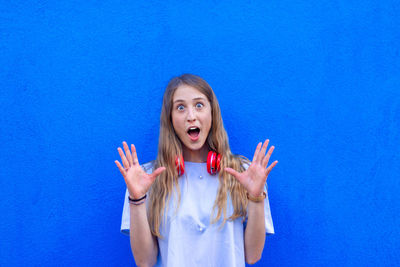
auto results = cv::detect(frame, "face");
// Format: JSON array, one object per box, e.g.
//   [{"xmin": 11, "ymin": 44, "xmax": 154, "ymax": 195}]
[{"xmin": 171, "ymin": 84, "xmax": 212, "ymax": 154}]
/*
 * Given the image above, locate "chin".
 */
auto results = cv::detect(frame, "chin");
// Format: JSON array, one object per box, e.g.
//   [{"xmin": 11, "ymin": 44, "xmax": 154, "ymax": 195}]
[
  {"xmin": 184, "ymin": 140, "xmax": 207, "ymax": 151},
  {"xmin": 186, "ymin": 144, "xmax": 203, "ymax": 151}
]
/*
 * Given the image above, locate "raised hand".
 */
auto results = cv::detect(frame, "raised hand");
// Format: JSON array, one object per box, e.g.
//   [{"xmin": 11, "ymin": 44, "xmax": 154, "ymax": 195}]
[
  {"xmin": 115, "ymin": 141, "xmax": 166, "ymax": 199},
  {"xmin": 224, "ymin": 139, "xmax": 278, "ymax": 198}
]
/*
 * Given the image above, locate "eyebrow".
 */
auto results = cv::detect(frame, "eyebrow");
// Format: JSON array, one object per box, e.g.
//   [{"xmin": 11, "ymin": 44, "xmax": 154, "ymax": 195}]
[{"xmin": 173, "ymin": 97, "xmax": 206, "ymax": 104}]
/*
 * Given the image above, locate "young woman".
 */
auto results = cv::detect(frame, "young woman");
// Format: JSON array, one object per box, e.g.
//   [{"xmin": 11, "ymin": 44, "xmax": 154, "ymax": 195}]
[{"xmin": 116, "ymin": 74, "xmax": 278, "ymax": 266}]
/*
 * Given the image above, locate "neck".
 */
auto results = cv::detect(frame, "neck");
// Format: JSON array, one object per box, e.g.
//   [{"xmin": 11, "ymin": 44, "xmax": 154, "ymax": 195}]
[{"xmin": 182, "ymin": 144, "xmax": 209, "ymax": 162}]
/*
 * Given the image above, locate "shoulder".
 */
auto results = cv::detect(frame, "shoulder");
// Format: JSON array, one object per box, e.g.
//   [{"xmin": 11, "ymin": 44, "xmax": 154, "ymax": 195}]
[
  {"xmin": 225, "ymin": 153, "xmax": 251, "ymax": 173},
  {"xmin": 232, "ymin": 154, "xmax": 251, "ymax": 171},
  {"xmin": 240, "ymin": 158, "xmax": 251, "ymax": 170},
  {"xmin": 141, "ymin": 160, "xmax": 156, "ymax": 174}
]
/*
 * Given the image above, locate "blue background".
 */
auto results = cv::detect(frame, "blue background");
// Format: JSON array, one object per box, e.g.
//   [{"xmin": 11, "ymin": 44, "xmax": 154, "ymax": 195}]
[{"xmin": 1, "ymin": 1, "xmax": 399, "ymax": 266}]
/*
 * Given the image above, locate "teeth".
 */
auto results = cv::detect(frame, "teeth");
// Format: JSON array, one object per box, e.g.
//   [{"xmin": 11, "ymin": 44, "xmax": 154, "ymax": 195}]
[{"xmin": 189, "ymin": 127, "xmax": 198, "ymax": 130}]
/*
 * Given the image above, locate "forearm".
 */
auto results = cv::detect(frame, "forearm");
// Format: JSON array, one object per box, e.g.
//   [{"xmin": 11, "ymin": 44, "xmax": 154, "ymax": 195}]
[
  {"xmin": 244, "ymin": 199, "xmax": 266, "ymax": 265},
  {"xmin": 129, "ymin": 203, "xmax": 158, "ymax": 267}
]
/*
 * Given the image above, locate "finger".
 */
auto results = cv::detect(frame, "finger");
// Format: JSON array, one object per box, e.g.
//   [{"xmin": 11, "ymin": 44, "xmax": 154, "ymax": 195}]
[
  {"xmin": 266, "ymin": 160, "xmax": 278, "ymax": 174},
  {"xmin": 252, "ymin": 142, "xmax": 262, "ymax": 162},
  {"xmin": 224, "ymin": 167, "xmax": 245, "ymax": 185},
  {"xmin": 257, "ymin": 139, "xmax": 269, "ymax": 163},
  {"xmin": 114, "ymin": 160, "xmax": 127, "ymax": 177},
  {"xmin": 123, "ymin": 141, "xmax": 133, "ymax": 166},
  {"xmin": 131, "ymin": 144, "xmax": 139, "ymax": 165},
  {"xmin": 262, "ymin": 145, "xmax": 275, "ymax": 168},
  {"xmin": 150, "ymin": 167, "xmax": 166, "ymax": 180},
  {"xmin": 117, "ymin": 147, "xmax": 129, "ymax": 169}
]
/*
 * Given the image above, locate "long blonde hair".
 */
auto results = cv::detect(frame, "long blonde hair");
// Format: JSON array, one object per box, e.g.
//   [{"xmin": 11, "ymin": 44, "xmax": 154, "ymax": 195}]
[{"xmin": 148, "ymin": 74, "xmax": 249, "ymax": 237}]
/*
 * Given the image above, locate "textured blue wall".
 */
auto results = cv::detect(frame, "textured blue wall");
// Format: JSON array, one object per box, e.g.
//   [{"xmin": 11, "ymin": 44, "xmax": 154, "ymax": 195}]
[{"xmin": 1, "ymin": 1, "xmax": 399, "ymax": 266}]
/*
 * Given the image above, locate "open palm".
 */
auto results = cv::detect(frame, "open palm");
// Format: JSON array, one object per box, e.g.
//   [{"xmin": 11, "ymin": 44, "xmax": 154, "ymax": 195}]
[
  {"xmin": 115, "ymin": 141, "xmax": 165, "ymax": 199},
  {"xmin": 225, "ymin": 139, "xmax": 278, "ymax": 198}
]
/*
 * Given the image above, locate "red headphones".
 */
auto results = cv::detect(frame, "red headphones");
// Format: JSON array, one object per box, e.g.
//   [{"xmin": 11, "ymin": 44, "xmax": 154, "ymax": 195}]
[{"xmin": 175, "ymin": 151, "xmax": 221, "ymax": 176}]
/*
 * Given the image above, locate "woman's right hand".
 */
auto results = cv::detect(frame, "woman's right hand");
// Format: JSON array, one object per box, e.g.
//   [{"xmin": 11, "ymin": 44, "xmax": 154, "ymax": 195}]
[{"xmin": 115, "ymin": 141, "xmax": 166, "ymax": 199}]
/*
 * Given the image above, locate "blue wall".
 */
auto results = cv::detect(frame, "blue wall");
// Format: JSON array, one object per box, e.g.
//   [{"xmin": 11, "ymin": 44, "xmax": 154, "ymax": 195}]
[{"xmin": 1, "ymin": 1, "xmax": 399, "ymax": 266}]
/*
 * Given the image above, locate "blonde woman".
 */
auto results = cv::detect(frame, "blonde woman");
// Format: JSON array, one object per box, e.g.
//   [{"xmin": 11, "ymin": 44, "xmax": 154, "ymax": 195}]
[{"xmin": 116, "ymin": 74, "xmax": 278, "ymax": 266}]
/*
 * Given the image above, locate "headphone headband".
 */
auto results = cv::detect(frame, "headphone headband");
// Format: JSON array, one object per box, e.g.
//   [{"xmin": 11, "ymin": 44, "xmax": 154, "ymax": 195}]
[{"xmin": 177, "ymin": 151, "xmax": 221, "ymax": 176}]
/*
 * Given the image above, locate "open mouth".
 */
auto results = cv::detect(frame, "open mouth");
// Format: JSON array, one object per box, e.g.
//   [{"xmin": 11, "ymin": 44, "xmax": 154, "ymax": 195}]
[{"xmin": 187, "ymin": 126, "xmax": 200, "ymax": 140}]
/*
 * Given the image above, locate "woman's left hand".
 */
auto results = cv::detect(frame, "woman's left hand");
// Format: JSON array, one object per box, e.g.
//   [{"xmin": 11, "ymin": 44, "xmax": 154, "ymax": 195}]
[{"xmin": 224, "ymin": 139, "xmax": 278, "ymax": 198}]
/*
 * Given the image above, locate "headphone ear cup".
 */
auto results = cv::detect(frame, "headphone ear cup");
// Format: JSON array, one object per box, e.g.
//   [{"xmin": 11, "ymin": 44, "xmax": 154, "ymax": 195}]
[
  {"xmin": 207, "ymin": 151, "xmax": 213, "ymax": 174},
  {"xmin": 208, "ymin": 151, "xmax": 218, "ymax": 174},
  {"xmin": 207, "ymin": 151, "xmax": 222, "ymax": 175},
  {"xmin": 211, "ymin": 152, "xmax": 217, "ymax": 174},
  {"xmin": 175, "ymin": 155, "xmax": 185, "ymax": 176},
  {"xmin": 216, "ymin": 153, "xmax": 221, "ymax": 172}
]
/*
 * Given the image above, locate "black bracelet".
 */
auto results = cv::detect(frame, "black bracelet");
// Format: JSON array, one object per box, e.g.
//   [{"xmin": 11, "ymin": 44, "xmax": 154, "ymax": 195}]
[{"xmin": 128, "ymin": 194, "xmax": 147, "ymax": 203}]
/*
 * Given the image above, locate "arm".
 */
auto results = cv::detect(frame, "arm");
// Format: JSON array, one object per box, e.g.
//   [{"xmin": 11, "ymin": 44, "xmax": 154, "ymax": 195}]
[
  {"xmin": 225, "ymin": 139, "xmax": 278, "ymax": 265},
  {"xmin": 115, "ymin": 141, "xmax": 165, "ymax": 266},
  {"xmin": 129, "ymin": 201, "xmax": 158, "ymax": 267},
  {"xmin": 244, "ymin": 197, "xmax": 266, "ymax": 264}
]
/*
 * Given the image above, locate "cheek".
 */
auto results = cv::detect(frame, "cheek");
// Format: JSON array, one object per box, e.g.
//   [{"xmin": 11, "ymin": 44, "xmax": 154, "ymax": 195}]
[
  {"xmin": 171, "ymin": 113, "xmax": 184, "ymax": 132},
  {"xmin": 208, "ymin": 109, "xmax": 212, "ymax": 125},
  {"xmin": 203, "ymin": 111, "xmax": 212, "ymax": 131}
]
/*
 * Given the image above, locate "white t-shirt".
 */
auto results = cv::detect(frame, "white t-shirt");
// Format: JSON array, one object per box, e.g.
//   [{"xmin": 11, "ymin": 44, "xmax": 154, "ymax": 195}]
[{"xmin": 121, "ymin": 161, "xmax": 274, "ymax": 267}]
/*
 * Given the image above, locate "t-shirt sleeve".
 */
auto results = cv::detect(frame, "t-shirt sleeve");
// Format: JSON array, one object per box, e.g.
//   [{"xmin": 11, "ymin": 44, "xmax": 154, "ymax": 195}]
[
  {"xmin": 120, "ymin": 188, "xmax": 130, "ymax": 235},
  {"xmin": 242, "ymin": 162, "xmax": 275, "ymax": 235},
  {"xmin": 120, "ymin": 161, "xmax": 154, "ymax": 236},
  {"xmin": 263, "ymin": 183, "xmax": 275, "ymax": 235}
]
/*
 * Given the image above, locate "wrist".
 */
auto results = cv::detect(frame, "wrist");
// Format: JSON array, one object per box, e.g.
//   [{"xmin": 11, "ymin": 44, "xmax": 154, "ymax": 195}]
[
  {"xmin": 247, "ymin": 191, "xmax": 266, "ymax": 202},
  {"xmin": 128, "ymin": 194, "xmax": 147, "ymax": 205},
  {"xmin": 128, "ymin": 189, "xmax": 146, "ymax": 200}
]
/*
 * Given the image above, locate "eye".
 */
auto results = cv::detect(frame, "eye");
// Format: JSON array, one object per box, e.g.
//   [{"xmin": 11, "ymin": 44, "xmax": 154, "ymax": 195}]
[
  {"xmin": 177, "ymin": 104, "xmax": 184, "ymax": 111},
  {"xmin": 195, "ymin": 102, "xmax": 204, "ymax": 109}
]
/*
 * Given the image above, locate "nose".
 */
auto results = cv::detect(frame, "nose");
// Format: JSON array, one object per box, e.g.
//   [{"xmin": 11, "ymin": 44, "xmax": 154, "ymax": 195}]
[{"xmin": 186, "ymin": 107, "xmax": 196, "ymax": 122}]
